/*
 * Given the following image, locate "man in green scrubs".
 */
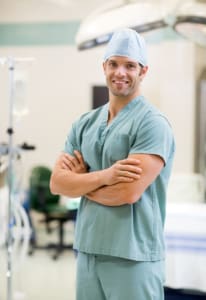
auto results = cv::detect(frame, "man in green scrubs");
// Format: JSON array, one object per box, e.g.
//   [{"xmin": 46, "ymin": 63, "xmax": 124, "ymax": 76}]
[{"xmin": 50, "ymin": 28, "xmax": 175, "ymax": 300}]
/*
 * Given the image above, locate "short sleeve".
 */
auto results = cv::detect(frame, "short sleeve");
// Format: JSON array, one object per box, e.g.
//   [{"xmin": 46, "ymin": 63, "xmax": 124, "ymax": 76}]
[
  {"xmin": 129, "ymin": 114, "xmax": 175, "ymax": 164},
  {"xmin": 64, "ymin": 123, "xmax": 78, "ymax": 155},
  {"xmin": 63, "ymin": 110, "xmax": 94, "ymax": 156}
]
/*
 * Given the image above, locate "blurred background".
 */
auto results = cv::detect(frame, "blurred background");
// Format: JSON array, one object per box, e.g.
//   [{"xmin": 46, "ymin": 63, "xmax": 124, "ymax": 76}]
[{"xmin": 0, "ymin": 0, "xmax": 206, "ymax": 299}]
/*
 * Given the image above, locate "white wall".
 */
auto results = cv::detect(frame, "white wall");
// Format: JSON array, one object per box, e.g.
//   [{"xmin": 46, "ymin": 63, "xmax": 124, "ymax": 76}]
[
  {"xmin": 0, "ymin": 38, "xmax": 196, "ymax": 187},
  {"xmin": 0, "ymin": 45, "xmax": 105, "ymax": 183},
  {"xmin": 144, "ymin": 40, "xmax": 196, "ymax": 173}
]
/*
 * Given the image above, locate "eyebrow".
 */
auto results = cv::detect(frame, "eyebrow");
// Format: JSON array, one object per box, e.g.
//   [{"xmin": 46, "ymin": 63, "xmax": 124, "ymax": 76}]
[
  {"xmin": 108, "ymin": 59, "xmax": 138, "ymax": 65},
  {"xmin": 108, "ymin": 59, "xmax": 117, "ymax": 63}
]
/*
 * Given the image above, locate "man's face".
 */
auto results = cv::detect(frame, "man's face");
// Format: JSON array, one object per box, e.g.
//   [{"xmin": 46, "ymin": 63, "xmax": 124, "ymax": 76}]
[{"xmin": 103, "ymin": 56, "xmax": 147, "ymax": 99}]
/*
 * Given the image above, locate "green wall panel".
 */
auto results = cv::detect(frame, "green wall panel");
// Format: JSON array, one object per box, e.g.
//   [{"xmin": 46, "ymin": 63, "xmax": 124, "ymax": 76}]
[
  {"xmin": 0, "ymin": 21, "xmax": 180, "ymax": 47},
  {"xmin": 0, "ymin": 21, "xmax": 80, "ymax": 46}
]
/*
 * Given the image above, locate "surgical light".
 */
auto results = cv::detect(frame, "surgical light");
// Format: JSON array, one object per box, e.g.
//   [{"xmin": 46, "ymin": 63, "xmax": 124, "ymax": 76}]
[
  {"xmin": 173, "ymin": 2, "xmax": 206, "ymax": 47},
  {"xmin": 75, "ymin": 0, "xmax": 206, "ymax": 49},
  {"xmin": 76, "ymin": 1, "xmax": 168, "ymax": 50}
]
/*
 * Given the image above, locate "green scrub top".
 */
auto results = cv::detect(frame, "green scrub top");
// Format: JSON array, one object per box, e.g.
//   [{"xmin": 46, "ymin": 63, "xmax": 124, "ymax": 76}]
[{"xmin": 65, "ymin": 96, "xmax": 175, "ymax": 261}]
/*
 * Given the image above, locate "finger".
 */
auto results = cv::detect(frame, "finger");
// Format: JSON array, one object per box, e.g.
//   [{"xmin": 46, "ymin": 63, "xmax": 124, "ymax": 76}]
[
  {"xmin": 61, "ymin": 152, "xmax": 72, "ymax": 160},
  {"xmin": 69, "ymin": 156, "xmax": 79, "ymax": 168},
  {"xmin": 59, "ymin": 153, "xmax": 71, "ymax": 164},
  {"xmin": 121, "ymin": 165, "xmax": 142, "ymax": 174},
  {"xmin": 64, "ymin": 153, "xmax": 79, "ymax": 168},
  {"xmin": 61, "ymin": 161, "xmax": 71, "ymax": 170},
  {"xmin": 74, "ymin": 150, "xmax": 84, "ymax": 165},
  {"xmin": 61, "ymin": 156, "xmax": 73, "ymax": 169},
  {"xmin": 120, "ymin": 158, "xmax": 141, "ymax": 165},
  {"xmin": 120, "ymin": 171, "xmax": 141, "ymax": 179},
  {"xmin": 115, "ymin": 162, "xmax": 142, "ymax": 174},
  {"xmin": 119, "ymin": 176, "xmax": 134, "ymax": 182},
  {"xmin": 62, "ymin": 161, "xmax": 75, "ymax": 171}
]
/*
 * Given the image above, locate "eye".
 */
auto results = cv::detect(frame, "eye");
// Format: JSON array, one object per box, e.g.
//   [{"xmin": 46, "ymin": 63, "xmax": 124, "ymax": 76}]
[
  {"xmin": 127, "ymin": 63, "xmax": 136, "ymax": 69},
  {"xmin": 108, "ymin": 61, "xmax": 117, "ymax": 68}
]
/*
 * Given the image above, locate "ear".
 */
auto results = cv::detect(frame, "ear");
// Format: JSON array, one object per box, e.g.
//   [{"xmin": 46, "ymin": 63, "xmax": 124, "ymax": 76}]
[
  {"xmin": 103, "ymin": 62, "xmax": 106, "ymax": 74},
  {"xmin": 139, "ymin": 66, "xmax": 148, "ymax": 77}
]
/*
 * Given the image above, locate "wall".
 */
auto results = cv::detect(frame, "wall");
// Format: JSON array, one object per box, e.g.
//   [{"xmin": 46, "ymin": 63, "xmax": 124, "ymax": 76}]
[
  {"xmin": 0, "ymin": 45, "xmax": 106, "ymax": 185},
  {"xmin": 144, "ymin": 39, "xmax": 195, "ymax": 173}
]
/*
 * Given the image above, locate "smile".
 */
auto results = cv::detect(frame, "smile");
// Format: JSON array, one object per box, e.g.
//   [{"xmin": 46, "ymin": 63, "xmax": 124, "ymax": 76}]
[{"xmin": 112, "ymin": 80, "xmax": 129, "ymax": 84}]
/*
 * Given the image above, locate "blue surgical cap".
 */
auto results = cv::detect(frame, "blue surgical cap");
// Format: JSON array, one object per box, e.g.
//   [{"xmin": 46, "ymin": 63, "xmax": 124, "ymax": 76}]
[{"xmin": 103, "ymin": 28, "xmax": 147, "ymax": 66}]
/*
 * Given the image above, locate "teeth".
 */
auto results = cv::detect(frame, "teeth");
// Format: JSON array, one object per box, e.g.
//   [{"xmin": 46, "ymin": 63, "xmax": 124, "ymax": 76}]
[{"xmin": 111, "ymin": 79, "xmax": 129, "ymax": 84}]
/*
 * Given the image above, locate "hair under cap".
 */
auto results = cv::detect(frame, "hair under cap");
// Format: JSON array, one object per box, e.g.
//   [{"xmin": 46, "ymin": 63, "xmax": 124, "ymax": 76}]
[{"xmin": 103, "ymin": 28, "xmax": 147, "ymax": 66}]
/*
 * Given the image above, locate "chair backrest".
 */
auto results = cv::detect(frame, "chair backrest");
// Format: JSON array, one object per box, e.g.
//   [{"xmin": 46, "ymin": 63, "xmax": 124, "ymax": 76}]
[{"xmin": 29, "ymin": 166, "xmax": 59, "ymax": 212}]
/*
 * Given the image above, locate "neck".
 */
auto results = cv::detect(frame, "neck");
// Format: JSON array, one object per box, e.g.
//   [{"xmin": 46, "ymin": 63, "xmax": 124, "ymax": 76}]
[{"xmin": 108, "ymin": 91, "xmax": 140, "ymax": 124}]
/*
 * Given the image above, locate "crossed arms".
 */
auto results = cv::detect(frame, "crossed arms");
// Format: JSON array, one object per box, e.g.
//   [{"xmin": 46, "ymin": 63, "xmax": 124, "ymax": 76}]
[{"xmin": 50, "ymin": 150, "xmax": 164, "ymax": 206}]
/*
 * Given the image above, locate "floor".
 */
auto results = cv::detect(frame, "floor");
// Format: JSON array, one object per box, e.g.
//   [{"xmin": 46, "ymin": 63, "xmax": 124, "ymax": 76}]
[
  {"xmin": 0, "ymin": 215, "xmax": 77, "ymax": 300},
  {"xmin": 1, "ymin": 210, "xmax": 206, "ymax": 300}
]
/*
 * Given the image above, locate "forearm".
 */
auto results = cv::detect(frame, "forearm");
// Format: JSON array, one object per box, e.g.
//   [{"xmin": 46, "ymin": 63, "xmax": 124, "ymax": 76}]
[
  {"xmin": 86, "ymin": 182, "xmax": 139, "ymax": 206},
  {"xmin": 50, "ymin": 168, "xmax": 106, "ymax": 198}
]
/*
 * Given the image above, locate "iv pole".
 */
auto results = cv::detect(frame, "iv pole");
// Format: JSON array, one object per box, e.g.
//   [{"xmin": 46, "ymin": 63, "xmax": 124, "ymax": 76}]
[
  {"xmin": 0, "ymin": 56, "xmax": 34, "ymax": 300},
  {"xmin": 7, "ymin": 57, "xmax": 14, "ymax": 300}
]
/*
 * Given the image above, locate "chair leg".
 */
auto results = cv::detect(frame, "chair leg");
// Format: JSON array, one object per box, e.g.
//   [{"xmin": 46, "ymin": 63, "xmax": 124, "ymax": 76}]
[
  {"xmin": 28, "ymin": 227, "xmax": 37, "ymax": 255},
  {"xmin": 52, "ymin": 220, "xmax": 63, "ymax": 260},
  {"xmin": 52, "ymin": 220, "xmax": 73, "ymax": 260}
]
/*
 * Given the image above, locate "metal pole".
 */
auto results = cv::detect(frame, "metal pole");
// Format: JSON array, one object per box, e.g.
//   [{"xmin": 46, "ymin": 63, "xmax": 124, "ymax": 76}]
[
  {"xmin": 0, "ymin": 56, "xmax": 34, "ymax": 300},
  {"xmin": 6, "ymin": 57, "xmax": 15, "ymax": 300}
]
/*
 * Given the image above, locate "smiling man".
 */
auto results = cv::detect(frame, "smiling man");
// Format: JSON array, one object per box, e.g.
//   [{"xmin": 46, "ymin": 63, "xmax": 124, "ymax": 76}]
[{"xmin": 50, "ymin": 28, "xmax": 175, "ymax": 300}]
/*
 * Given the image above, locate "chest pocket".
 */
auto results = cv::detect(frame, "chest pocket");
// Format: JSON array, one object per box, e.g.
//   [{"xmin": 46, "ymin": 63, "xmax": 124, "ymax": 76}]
[
  {"xmin": 104, "ymin": 133, "xmax": 131, "ymax": 165},
  {"xmin": 81, "ymin": 131, "xmax": 103, "ymax": 170}
]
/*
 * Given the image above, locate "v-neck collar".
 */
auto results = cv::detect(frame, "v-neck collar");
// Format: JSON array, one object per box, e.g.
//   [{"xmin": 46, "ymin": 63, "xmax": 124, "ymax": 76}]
[{"xmin": 101, "ymin": 96, "xmax": 143, "ymax": 131}]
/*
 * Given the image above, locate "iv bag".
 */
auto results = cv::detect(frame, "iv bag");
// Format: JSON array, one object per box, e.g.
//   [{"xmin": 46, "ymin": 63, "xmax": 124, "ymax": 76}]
[{"xmin": 13, "ymin": 70, "xmax": 29, "ymax": 119}]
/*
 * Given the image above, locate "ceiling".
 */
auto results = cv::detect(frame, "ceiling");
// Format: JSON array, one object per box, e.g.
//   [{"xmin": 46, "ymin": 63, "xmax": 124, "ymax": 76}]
[
  {"xmin": 0, "ymin": 0, "xmax": 111, "ymax": 22},
  {"xmin": 0, "ymin": 0, "xmax": 182, "ymax": 22}
]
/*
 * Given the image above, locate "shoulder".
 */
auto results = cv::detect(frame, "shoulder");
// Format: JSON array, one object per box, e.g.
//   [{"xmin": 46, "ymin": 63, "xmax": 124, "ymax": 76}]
[
  {"xmin": 135, "ymin": 98, "xmax": 175, "ymax": 157},
  {"xmin": 138, "ymin": 97, "xmax": 173, "ymax": 132},
  {"xmin": 64, "ymin": 104, "xmax": 107, "ymax": 152},
  {"xmin": 73, "ymin": 104, "xmax": 106, "ymax": 129}
]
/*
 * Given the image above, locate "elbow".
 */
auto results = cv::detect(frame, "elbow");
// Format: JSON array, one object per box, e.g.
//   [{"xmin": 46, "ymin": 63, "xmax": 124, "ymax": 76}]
[
  {"xmin": 49, "ymin": 172, "xmax": 81, "ymax": 198},
  {"xmin": 49, "ymin": 175, "xmax": 59, "ymax": 195},
  {"xmin": 49, "ymin": 172, "xmax": 64, "ymax": 196},
  {"xmin": 116, "ymin": 186, "xmax": 141, "ymax": 205},
  {"xmin": 126, "ymin": 192, "xmax": 141, "ymax": 205},
  {"xmin": 127, "ymin": 198, "xmax": 140, "ymax": 205}
]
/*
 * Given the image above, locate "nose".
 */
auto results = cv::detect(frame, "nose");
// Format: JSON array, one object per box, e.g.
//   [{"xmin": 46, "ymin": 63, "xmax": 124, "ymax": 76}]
[{"xmin": 115, "ymin": 65, "xmax": 126, "ymax": 77}]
